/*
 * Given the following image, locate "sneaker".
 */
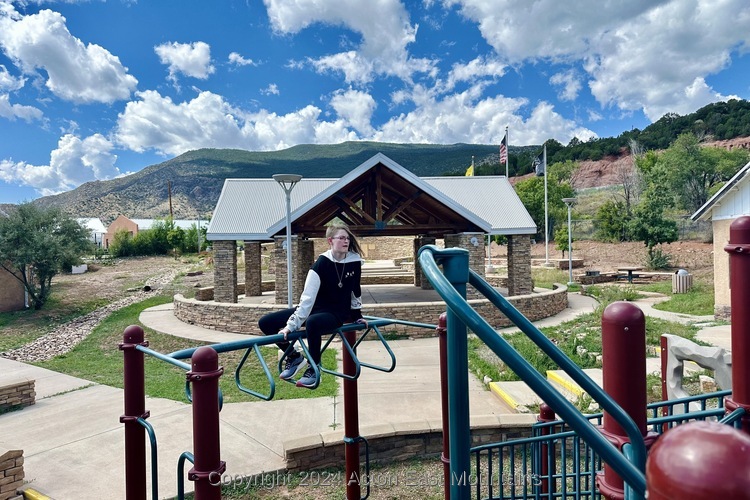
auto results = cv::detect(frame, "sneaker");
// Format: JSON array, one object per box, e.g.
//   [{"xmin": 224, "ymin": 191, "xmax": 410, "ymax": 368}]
[
  {"xmin": 280, "ymin": 355, "xmax": 307, "ymax": 380},
  {"xmin": 296, "ymin": 367, "xmax": 318, "ymax": 389}
]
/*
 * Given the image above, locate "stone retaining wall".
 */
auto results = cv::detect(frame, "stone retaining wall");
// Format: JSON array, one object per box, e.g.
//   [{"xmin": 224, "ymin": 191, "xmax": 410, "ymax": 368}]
[
  {"xmin": 0, "ymin": 449, "xmax": 23, "ymax": 500},
  {"xmin": 283, "ymin": 414, "xmax": 536, "ymax": 473},
  {"xmin": 174, "ymin": 285, "xmax": 568, "ymax": 336},
  {"xmin": 0, "ymin": 380, "xmax": 35, "ymax": 413}
]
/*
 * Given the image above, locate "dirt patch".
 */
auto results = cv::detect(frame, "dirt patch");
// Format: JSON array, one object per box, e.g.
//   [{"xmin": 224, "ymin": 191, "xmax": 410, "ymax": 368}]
[{"xmin": 491, "ymin": 240, "xmax": 714, "ymax": 280}]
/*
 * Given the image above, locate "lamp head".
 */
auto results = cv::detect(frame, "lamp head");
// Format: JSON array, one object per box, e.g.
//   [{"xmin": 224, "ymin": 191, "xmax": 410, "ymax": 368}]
[
  {"xmin": 273, "ymin": 174, "xmax": 302, "ymax": 191},
  {"xmin": 562, "ymin": 197, "xmax": 577, "ymax": 206}
]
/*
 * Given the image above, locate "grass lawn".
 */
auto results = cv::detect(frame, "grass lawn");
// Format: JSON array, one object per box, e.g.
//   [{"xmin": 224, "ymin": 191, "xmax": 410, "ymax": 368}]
[{"xmin": 35, "ymin": 294, "xmax": 340, "ymax": 402}]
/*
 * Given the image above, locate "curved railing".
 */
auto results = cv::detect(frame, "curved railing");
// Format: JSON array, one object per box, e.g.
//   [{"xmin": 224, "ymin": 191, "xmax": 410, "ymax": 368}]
[{"xmin": 417, "ymin": 245, "xmax": 647, "ymax": 499}]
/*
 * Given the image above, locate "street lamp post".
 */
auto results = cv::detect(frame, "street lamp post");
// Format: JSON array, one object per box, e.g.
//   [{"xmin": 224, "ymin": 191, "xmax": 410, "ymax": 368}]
[
  {"xmin": 273, "ymin": 174, "xmax": 302, "ymax": 307},
  {"xmin": 562, "ymin": 197, "xmax": 577, "ymax": 286}
]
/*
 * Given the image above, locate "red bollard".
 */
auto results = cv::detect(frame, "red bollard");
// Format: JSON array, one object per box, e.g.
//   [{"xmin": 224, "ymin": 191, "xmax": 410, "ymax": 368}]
[
  {"xmin": 646, "ymin": 421, "xmax": 750, "ymax": 499},
  {"xmin": 724, "ymin": 215, "xmax": 750, "ymax": 433},
  {"xmin": 597, "ymin": 302, "xmax": 657, "ymax": 500},
  {"xmin": 120, "ymin": 325, "xmax": 149, "ymax": 500},
  {"xmin": 537, "ymin": 404, "xmax": 556, "ymax": 496},
  {"xmin": 437, "ymin": 313, "xmax": 450, "ymax": 500},
  {"xmin": 187, "ymin": 346, "xmax": 225, "ymax": 500},
  {"xmin": 343, "ymin": 330, "xmax": 361, "ymax": 500}
]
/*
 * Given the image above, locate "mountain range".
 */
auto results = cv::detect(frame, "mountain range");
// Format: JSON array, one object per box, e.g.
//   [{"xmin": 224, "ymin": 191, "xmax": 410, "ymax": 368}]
[{"xmin": 29, "ymin": 100, "xmax": 750, "ymax": 225}]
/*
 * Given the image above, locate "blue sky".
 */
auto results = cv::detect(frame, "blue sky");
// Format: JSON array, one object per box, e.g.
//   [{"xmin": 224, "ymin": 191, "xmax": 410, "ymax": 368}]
[{"xmin": 1, "ymin": 0, "xmax": 749, "ymax": 204}]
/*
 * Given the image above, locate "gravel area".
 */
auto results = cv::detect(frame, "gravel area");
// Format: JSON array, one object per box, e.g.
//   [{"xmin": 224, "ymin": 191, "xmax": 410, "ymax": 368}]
[{"xmin": 1, "ymin": 267, "xmax": 184, "ymax": 362}]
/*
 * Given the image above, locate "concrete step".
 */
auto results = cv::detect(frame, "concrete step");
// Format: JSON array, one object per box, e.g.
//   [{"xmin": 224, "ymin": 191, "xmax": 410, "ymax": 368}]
[
  {"xmin": 546, "ymin": 368, "xmax": 602, "ymax": 401},
  {"xmin": 489, "ymin": 380, "xmax": 543, "ymax": 413}
]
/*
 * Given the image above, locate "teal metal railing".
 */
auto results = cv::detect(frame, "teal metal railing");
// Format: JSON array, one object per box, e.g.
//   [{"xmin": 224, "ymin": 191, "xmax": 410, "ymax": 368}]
[
  {"xmin": 132, "ymin": 316, "xmax": 433, "ymax": 498},
  {"xmin": 417, "ymin": 245, "xmax": 647, "ymax": 499},
  {"xmin": 475, "ymin": 389, "xmax": 736, "ymax": 499}
]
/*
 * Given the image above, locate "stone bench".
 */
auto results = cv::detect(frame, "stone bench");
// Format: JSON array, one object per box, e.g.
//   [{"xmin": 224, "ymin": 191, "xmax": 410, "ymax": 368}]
[
  {"xmin": 0, "ymin": 448, "xmax": 23, "ymax": 500},
  {"xmin": 0, "ymin": 380, "xmax": 35, "ymax": 414}
]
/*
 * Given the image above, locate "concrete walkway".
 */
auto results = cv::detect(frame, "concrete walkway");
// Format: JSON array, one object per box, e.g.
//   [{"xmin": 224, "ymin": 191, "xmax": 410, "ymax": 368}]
[{"xmin": 0, "ymin": 289, "xmax": 730, "ymax": 499}]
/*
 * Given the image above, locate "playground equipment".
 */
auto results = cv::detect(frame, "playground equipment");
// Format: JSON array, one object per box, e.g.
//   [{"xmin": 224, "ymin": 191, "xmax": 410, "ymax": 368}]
[
  {"xmin": 122, "ymin": 216, "xmax": 750, "ymax": 499},
  {"xmin": 121, "ymin": 316, "xmax": 433, "ymax": 499},
  {"xmin": 415, "ymin": 214, "xmax": 750, "ymax": 500}
]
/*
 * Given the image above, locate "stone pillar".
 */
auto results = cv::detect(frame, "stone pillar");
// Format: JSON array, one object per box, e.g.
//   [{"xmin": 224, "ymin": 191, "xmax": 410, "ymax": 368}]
[
  {"xmin": 213, "ymin": 240, "xmax": 237, "ymax": 303},
  {"xmin": 413, "ymin": 236, "xmax": 436, "ymax": 289},
  {"xmin": 244, "ymin": 241, "xmax": 262, "ymax": 296},
  {"xmin": 507, "ymin": 234, "xmax": 532, "ymax": 296},
  {"xmin": 444, "ymin": 233, "xmax": 485, "ymax": 298},
  {"xmin": 275, "ymin": 237, "xmax": 315, "ymax": 305},
  {"xmin": 294, "ymin": 239, "xmax": 314, "ymax": 304}
]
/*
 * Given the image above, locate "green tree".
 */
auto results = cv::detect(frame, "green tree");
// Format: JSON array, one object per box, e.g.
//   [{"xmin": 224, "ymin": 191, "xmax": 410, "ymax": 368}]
[
  {"xmin": 0, "ymin": 203, "xmax": 90, "ymax": 309},
  {"xmin": 514, "ymin": 161, "xmax": 575, "ymax": 241},
  {"xmin": 629, "ymin": 171, "xmax": 679, "ymax": 267},
  {"xmin": 555, "ymin": 226, "xmax": 572, "ymax": 258},
  {"xmin": 595, "ymin": 200, "xmax": 631, "ymax": 242},
  {"xmin": 655, "ymin": 132, "xmax": 749, "ymax": 213}
]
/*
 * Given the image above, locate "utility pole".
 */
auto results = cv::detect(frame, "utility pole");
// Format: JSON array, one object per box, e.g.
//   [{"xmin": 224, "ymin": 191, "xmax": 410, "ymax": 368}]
[{"xmin": 168, "ymin": 181, "xmax": 173, "ymax": 219}]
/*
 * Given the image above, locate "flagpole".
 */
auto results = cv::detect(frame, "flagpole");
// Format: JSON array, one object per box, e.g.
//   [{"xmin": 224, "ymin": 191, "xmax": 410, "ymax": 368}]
[
  {"xmin": 544, "ymin": 144, "xmax": 549, "ymax": 266},
  {"xmin": 505, "ymin": 126, "xmax": 509, "ymax": 178}
]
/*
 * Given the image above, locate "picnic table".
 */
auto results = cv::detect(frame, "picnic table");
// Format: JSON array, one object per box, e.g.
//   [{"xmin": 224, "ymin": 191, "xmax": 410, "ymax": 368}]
[{"xmin": 618, "ymin": 266, "xmax": 643, "ymax": 283}]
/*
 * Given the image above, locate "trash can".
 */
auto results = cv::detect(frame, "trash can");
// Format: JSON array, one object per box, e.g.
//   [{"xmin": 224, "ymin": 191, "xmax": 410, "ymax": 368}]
[{"xmin": 672, "ymin": 269, "xmax": 693, "ymax": 293}]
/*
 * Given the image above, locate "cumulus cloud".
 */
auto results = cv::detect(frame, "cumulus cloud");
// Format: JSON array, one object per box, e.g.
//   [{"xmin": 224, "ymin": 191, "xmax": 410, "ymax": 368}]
[
  {"xmin": 450, "ymin": 0, "xmax": 750, "ymax": 123},
  {"xmin": 0, "ymin": 64, "xmax": 24, "ymax": 91},
  {"xmin": 329, "ymin": 89, "xmax": 376, "ymax": 134},
  {"xmin": 0, "ymin": 7, "xmax": 137, "ymax": 103},
  {"xmin": 114, "ymin": 89, "xmax": 358, "ymax": 155},
  {"xmin": 264, "ymin": 0, "xmax": 436, "ymax": 83},
  {"xmin": 155, "ymin": 41, "xmax": 215, "ymax": 83},
  {"xmin": 445, "ymin": 56, "xmax": 506, "ymax": 91},
  {"xmin": 550, "ymin": 70, "xmax": 581, "ymax": 102},
  {"xmin": 0, "ymin": 93, "xmax": 43, "ymax": 122},
  {"xmin": 260, "ymin": 83, "xmax": 280, "ymax": 95},
  {"xmin": 374, "ymin": 84, "xmax": 595, "ymax": 145},
  {"xmin": 228, "ymin": 52, "xmax": 256, "ymax": 67},
  {"xmin": 0, "ymin": 133, "xmax": 120, "ymax": 195}
]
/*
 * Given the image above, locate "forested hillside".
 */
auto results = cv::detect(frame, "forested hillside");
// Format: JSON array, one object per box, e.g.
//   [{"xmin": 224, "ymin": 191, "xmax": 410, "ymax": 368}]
[{"xmin": 33, "ymin": 99, "xmax": 750, "ymax": 223}]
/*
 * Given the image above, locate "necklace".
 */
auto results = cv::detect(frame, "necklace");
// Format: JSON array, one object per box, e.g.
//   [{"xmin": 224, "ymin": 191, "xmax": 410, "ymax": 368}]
[{"xmin": 334, "ymin": 258, "xmax": 346, "ymax": 288}]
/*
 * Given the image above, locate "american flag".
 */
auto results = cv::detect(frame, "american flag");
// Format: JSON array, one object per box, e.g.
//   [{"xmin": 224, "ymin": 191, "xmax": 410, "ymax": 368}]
[{"xmin": 499, "ymin": 133, "xmax": 508, "ymax": 163}]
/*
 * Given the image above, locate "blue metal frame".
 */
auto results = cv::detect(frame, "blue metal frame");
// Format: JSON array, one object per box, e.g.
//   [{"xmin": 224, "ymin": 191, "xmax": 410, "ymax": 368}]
[
  {"xmin": 470, "ymin": 390, "xmax": 739, "ymax": 499},
  {"xmin": 417, "ymin": 245, "xmax": 647, "ymax": 499}
]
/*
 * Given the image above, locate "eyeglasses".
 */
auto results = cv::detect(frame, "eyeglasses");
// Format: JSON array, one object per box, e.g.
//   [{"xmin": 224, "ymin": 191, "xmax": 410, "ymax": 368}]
[{"xmin": 331, "ymin": 235, "xmax": 350, "ymax": 241}]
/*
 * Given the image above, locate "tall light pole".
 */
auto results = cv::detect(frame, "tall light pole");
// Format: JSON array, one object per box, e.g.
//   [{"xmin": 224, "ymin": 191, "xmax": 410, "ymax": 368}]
[
  {"xmin": 273, "ymin": 174, "xmax": 302, "ymax": 307},
  {"xmin": 562, "ymin": 197, "xmax": 577, "ymax": 286}
]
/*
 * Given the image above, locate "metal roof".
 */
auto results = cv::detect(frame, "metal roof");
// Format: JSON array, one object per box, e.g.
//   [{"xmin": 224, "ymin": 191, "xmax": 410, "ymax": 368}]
[
  {"xmin": 207, "ymin": 153, "xmax": 536, "ymax": 240},
  {"xmin": 76, "ymin": 217, "xmax": 106, "ymax": 233},
  {"xmin": 691, "ymin": 160, "xmax": 750, "ymax": 221},
  {"xmin": 423, "ymin": 176, "xmax": 537, "ymax": 235}
]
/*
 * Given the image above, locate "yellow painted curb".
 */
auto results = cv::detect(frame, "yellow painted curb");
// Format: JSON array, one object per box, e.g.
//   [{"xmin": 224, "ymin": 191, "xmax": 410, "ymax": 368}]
[
  {"xmin": 23, "ymin": 489, "xmax": 52, "ymax": 500},
  {"xmin": 488, "ymin": 382, "xmax": 518, "ymax": 409},
  {"xmin": 546, "ymin": 370, "xmax": 585, "ymax": 397}
]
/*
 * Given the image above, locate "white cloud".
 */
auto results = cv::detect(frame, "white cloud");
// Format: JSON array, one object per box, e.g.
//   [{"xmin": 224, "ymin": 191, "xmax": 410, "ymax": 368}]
[
  {"xmin": 264, "ymin": 0, "xmax": 436, "ymax": 83},
  {"xmin": 0, "ymin": 7, "xmax": 137, "ymax": 103},
  {"xmin": 329, "ymin": 89, "xmax": 376, "ymax": 134},
  {"xmin": 374, "ymin": 84, "xmax": 595, "ymax": 145},
  {"xmin": 114, "ymin": 89, "xmax": 358, "ymax": 155},
  {"xmin": 154, "ymin": 41, "xmax": 215, "ymax": 83},
  {"xmin": 445, "ymin": 56, "xmax": 506, "ymax": 90},
  {"xmin": 550, "ymin": 70, "xmax": 581, "ymax": 102},
  {"xmin": 260, "ymin": 83, "xmax": 280, "ymax": 95},
  {"xmin": 0, "ymin": 64, "xmax": 24, "ymax": 91},
  {"xmin": 0, "ymin": 93, "xmax": 43, "ymax": 122},
  {"xmin": 449, "ymin": 0, "xmax": 750, "ymax": 123},
  {"xmin": 0, "ymin": 133, "xmax": 120, "ymax": 195},
  {"xmin": 228, "ymin": 52, "xmax": 256, "ymax": 67}
]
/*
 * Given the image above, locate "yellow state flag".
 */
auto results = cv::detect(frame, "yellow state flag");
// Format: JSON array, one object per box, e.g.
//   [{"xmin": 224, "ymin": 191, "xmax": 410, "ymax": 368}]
[{"xmin": 465, "ymin": 164, "xmax": 474, "ymax": 176}]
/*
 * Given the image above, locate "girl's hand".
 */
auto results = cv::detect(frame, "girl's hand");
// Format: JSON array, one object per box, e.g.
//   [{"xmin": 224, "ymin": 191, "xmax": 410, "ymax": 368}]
[
  {"xmin": 356, "ymin": 318, "xmax": 368, "ymax": 328},
  {"xmin": 280, "ymin": 328, "xmax": 290, "ymax": 339}
]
